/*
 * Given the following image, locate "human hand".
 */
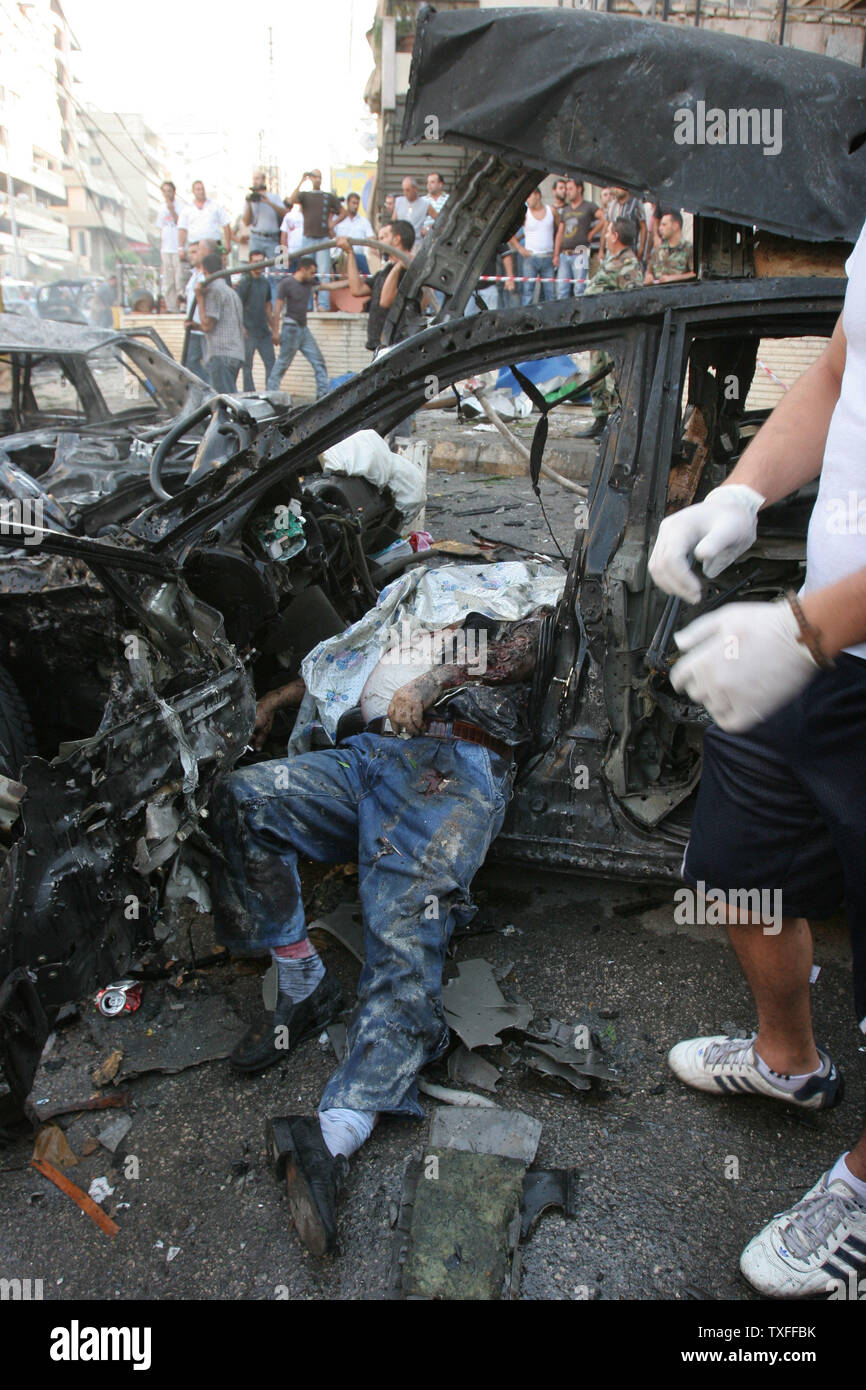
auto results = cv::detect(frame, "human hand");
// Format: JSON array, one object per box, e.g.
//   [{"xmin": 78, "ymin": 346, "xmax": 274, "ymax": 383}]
[
  {"xmin": 252, "ymin": 692, "xmax": 279, "ymax": 750},
  {"xmin": 670, "ymin": 598, "xmax": 820, "ymax": 733},
  {"xmin": 648, "ymin": 484, "xmax": 765, "ymax": 604},
  {"xmin": 388, "ymin": 682, "xmax": 426, "ymax": 736}
]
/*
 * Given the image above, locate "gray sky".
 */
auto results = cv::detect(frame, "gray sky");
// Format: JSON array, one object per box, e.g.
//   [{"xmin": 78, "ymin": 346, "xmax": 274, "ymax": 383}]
[{"xmin": 65, "ymin": 0, "xmax": 377, "ymax": 205}]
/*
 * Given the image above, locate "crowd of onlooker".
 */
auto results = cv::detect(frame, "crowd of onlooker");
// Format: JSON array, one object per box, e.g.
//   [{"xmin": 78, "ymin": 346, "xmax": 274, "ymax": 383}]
[{"xmin": 150, "ymin": 163, "xmax": 693, "ymax": 398}]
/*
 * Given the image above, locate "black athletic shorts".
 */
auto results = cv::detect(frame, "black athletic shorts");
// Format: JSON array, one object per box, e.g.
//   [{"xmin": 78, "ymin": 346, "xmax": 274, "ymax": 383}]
[{"xmin": 683, "ymin": 653, "xmax": 866, "ymax": 1031}]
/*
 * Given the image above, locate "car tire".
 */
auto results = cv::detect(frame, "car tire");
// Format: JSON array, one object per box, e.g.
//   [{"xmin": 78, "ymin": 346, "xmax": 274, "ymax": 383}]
[{"xmin": 0, "ymin": 664, "xmax": 36, "ymax": 781}]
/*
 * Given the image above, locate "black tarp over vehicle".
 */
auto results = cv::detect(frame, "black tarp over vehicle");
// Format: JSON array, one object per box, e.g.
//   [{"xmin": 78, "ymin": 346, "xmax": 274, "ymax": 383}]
[{"xmin": 401, "ymin": 5, "xmax": 866, "ymax": 244}]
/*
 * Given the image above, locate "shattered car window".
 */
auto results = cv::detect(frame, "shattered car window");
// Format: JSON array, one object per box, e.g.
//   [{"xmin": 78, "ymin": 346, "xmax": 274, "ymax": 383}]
[
  {"xmin": 86, "ymin": 344, "xmax": 171, "ymax": 417},
  {"xmin": 19, "ymin": 355, "xmax": 86, "ymax": 421}
]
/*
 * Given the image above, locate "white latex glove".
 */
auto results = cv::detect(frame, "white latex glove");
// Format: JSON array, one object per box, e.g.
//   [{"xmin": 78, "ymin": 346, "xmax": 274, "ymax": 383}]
[
  {"xmin": 648, "ymin": 484, "xmax": 766, "ymax": 604},
  {"xmin": 671, "ymin": 598, "xmax": 821, "ymax": 733}
]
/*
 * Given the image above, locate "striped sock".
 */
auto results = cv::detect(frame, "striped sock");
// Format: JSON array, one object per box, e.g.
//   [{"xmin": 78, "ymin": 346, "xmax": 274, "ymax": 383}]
[{"xmin": 754, "ymin": 1050, "xmax": 821, "ymax": 1093}]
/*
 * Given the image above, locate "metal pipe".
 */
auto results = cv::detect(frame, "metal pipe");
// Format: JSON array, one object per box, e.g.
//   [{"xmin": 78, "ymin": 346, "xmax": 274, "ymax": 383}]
[
  {"xmin": 779, "ymin": 0, "xmax": 788, "ymax": 45},
  {"xmin": 474, "ymin": 389, "xmax": 588, "ymax": 497}
]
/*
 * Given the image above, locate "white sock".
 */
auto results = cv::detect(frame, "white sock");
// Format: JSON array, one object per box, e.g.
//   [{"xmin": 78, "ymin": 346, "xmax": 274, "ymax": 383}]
[
  {"xmin": 754, "ymin": 1049, "xmax": 821, "ymax": 1093},
  {"xmin": 271, "ymin": 947, "xmax": 325, "ymax": 1003},
  {"xmin": 318, "ymin": 1107, "xmax": 376, "ymax": 1159},
  {"xmin": 829, "ymin": 1153, "xmax": 866, "ymax": 1206}
]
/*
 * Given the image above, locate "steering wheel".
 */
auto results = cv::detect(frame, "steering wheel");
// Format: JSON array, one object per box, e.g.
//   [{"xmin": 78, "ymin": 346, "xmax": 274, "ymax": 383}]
[{"xmin": 148, "ymin": 397, "xmax": 250, "ymax": 501}]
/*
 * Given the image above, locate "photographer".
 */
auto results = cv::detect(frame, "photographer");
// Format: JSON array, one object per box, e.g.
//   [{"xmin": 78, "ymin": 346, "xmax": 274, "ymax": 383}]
[{"xmin": 242, "ymin": 167, "xmax": 285, "ymax": 259}]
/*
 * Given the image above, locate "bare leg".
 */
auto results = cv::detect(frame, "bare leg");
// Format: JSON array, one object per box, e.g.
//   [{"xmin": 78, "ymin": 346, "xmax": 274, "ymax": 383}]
[
  {"xmin": 846, "ymin": 1125, "xmax": 866, "ymax": 1182},
  {"xmin": 724, "ymin": 913, "xmax": 821, "ymax": 1074}
]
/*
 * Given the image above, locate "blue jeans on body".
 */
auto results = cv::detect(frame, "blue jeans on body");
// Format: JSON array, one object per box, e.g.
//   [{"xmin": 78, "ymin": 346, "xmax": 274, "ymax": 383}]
[
  {"xmin": 556, "ymin": 248, "xmax": 589, "ymax": 299},
  {"xmin": 520, "ymin": 254, "xmax": 556, "ymax": 305},
  {"xmin": 207, "ymin": 355, "xmax": 242, "ymax": 394},
  {"xmin": 209, "ymin": 733, "xmax": 512, "ymax": 1115},
  {"xmin": 301, "ymin": 234, "xmax": 331, "ymax": 311},
  {"xmin": 186, "ymin": 331, "xmax": 209, "ymax": 384},
  {"xmin": 243, "ymin": 330, "xmax": 275, "ymax": 391},
  {"xmin": 266, "ymin": 319, "xmax": 328, "ymax": 396}
]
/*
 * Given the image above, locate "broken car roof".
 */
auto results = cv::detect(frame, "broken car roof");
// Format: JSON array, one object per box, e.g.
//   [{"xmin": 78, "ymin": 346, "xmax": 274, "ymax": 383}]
[
  {"xmin": 402, "ymin": 5, "xmax": 866, "ymax": 244},
  {"xmin": 0, "ymin": 312, "xmax": 121, "ymax": 354}
]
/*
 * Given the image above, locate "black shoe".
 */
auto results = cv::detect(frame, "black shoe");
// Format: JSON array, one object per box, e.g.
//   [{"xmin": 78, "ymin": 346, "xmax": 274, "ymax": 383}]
[
  {"xmin": 230, "ymin": 970, "xmax": 344, "ymax": 1074},
  {"xmin": 266, "ymin": 1114, "xmax": 349, "ymax": 1256},
  {"xmin": 576, "ymin": 415, "xmax": 608, "ymax": 438}
]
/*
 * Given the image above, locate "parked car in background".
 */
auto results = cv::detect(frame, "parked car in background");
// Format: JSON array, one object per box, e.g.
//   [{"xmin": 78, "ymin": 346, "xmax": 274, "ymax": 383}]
[
  {"xmin": 0, "ymin": 279, "xmax": 38, "ymax": 317},
  {"xmin": 34, "ymin": 278, "xmax": 100, "ymax": 327}
]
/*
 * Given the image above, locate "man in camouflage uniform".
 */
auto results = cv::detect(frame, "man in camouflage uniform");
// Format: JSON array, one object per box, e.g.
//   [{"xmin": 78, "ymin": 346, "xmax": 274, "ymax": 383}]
[
  {"xmin": 645, "ymin": 211, "xmax": 694, "ymax": 286},
  {"xmin": 578, "ymin": 217, "xmax": 644, "ymax": 438}
]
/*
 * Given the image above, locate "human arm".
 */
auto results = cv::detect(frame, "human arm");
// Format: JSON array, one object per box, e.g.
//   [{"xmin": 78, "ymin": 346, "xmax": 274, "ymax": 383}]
[
  {"xmin": 377, "ymin": 259, "xmax": 404, "ymax": 311},
  {"xmin": 337, "ymin": 239, "xmax": 371, "ymax": 299},
  {"xmin": 222, "ymin": 222, "xmax": 232, "ymax": 254},
  {"xmin": 194, "ymin": 284, "xmax": 216, "ymax": 334},
  {"xmin": 553, "ymin": 220, "xmax": 563, "ymax": 267},
  {"xmin": 387, "ymin": 617, "xmax": 542, "ymax": 735},
  {"xmin": 271, "ymin": 293, "xmax": 283, "ymax": 343},
  {"xmin": 253, "ymin": 677, "xmax": 306, "ymax": 749}
]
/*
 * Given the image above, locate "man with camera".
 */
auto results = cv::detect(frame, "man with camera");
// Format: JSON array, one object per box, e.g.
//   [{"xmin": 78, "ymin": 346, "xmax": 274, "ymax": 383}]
[{"xmin": 242, "ymin": 168, "xmax": 285, "ymax": 260}]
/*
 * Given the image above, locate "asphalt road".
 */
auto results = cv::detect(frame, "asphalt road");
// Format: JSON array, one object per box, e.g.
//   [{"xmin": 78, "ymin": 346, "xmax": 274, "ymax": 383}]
[{"xmin": 1, "ymin": 866, "xmax": 860, "ymax": 1303}]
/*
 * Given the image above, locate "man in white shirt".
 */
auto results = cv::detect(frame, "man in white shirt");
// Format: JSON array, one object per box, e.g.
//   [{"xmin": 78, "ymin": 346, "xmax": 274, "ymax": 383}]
[
  {"xmin": 394, "ymin": 177, "xmax": 429, "ymax": 241},
  {"xmin": 156, "ymin": 180, "xmax": 186, "ymax": 311},
  {"xmin": 334, "ymin": 191, "xmax": 373, "ymax": 276},
  {"xmin": 648, "ymin": 218, "xmax": 866, "ymax": 1298},
  {"xmin": 183, "ymin": 239, "xmax": 217, "ymax": 384},
  {"xmin": 422, "ymin": 172, "xmax": 448, "ymax": 236},
  {"xmin": 509, "ymin": 188, "xmax": 556, "ymax": 305},
  {"xmin": 280, "ymin": 205, "xmax": 305, "ymax": 272},
  {"xmin": 178, "ymin": 182, "xmax": 232, "ymax": 263}
]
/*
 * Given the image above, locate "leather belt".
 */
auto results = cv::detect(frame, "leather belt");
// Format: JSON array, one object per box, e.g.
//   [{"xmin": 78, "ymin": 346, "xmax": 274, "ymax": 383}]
[{"xmin": 364, "ymin": 716, "xmax": 512, "ymax": 763}]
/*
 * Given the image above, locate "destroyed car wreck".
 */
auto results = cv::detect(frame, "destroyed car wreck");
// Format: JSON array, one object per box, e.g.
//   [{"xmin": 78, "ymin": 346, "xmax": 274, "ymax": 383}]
[{"xmin": 1, "ymin": 6, "xmax": 863, "ymax": 1117}]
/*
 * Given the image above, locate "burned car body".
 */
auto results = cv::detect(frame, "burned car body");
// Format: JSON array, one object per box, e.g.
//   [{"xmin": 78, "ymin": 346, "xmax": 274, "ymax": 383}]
[{"xmin": 1, "ymin": 7, "xmax": 863, "ymax": 1106}]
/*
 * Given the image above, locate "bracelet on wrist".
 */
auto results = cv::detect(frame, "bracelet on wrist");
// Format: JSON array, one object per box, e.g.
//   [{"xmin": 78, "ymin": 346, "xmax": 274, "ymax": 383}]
[{"xmin": 785, "ymin": 591, "xmax": 836, "ymax": 671}]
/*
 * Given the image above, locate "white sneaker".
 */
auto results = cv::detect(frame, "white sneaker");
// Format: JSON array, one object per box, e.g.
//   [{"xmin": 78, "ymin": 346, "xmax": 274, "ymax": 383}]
[
  {"xmin": 740, "ymin": 1170, "xmax": 866, "ymax": 1298},
  {"xmin": 667, "ymin": 1033, "xmax": 841, "ymax": 1110}
]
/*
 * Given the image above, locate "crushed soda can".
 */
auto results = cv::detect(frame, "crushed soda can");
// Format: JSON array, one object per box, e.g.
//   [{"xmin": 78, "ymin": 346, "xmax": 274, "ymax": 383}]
[{"xmin": 96, "ymin": 979, "xmax": 142, "ymax": 1017}]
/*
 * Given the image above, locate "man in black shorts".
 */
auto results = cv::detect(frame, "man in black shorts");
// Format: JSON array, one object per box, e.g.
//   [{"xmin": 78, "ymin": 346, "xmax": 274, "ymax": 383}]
[{"xmin": 649, "ymin": 218, "xmax": 866, "ymax": 1298}]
